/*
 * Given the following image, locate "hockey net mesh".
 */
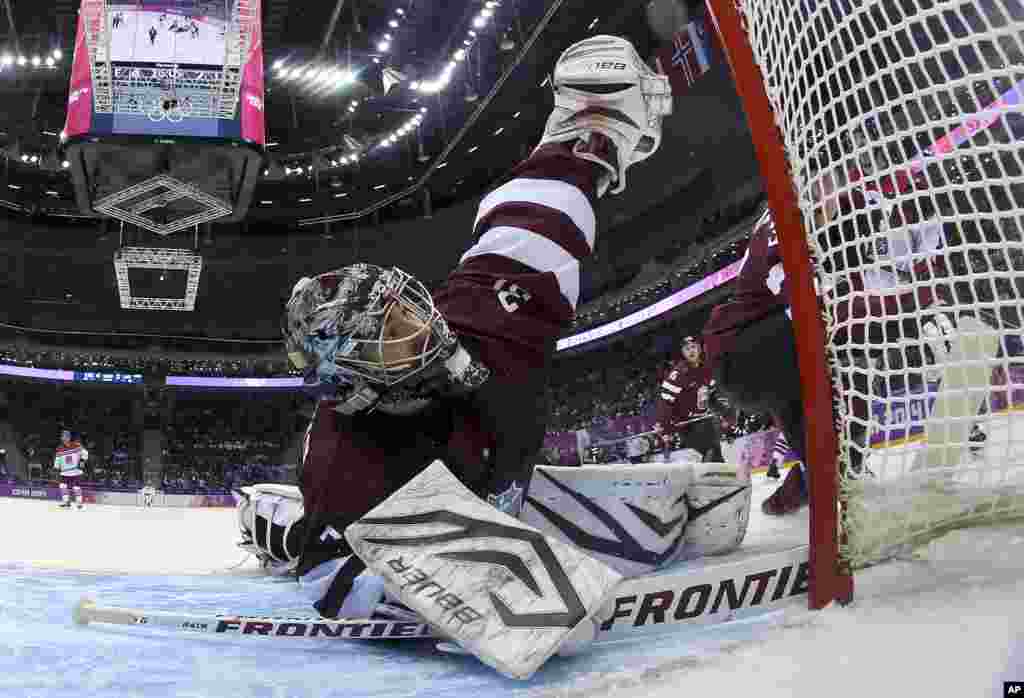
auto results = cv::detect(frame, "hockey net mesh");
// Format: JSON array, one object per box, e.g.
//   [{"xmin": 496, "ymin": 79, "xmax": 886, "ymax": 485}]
[{"xmin": 730, "ymin": 0, "xmax": 1024, "ymax": 568}]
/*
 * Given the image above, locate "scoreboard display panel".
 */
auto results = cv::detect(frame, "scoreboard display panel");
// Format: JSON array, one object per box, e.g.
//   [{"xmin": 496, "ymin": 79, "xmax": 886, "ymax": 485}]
[{"xmin": 64, "ymin": 0, "xmax": 264, "ymax": 145}]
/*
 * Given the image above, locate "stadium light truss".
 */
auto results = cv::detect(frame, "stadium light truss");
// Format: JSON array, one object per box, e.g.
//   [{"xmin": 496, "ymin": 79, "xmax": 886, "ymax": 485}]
[
  {"xmin": 114, "ymin": 247, "xmax": 203, "ymax": 311},
  {"xmin": 94, "ymin": 174, "xmax": 232, "ymax": 237}
]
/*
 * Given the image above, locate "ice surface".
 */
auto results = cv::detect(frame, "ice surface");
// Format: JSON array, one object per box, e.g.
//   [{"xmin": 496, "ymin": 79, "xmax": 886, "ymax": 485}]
[{"xmin": 0, "ymin": 470, "xmax": 1022, "ymax": 697}]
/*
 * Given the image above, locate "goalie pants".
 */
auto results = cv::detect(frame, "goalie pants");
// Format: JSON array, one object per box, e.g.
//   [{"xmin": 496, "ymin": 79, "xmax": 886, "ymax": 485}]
[{"xmin": 711, "ymin": 311, "xmax": 870, "ymax": 475}]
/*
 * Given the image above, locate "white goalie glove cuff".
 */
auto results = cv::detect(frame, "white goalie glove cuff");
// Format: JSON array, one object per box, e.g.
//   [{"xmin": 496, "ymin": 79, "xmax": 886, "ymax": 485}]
[{"xmin": 537, "ymin": 35, "xmax": 672, "ymax": 197}]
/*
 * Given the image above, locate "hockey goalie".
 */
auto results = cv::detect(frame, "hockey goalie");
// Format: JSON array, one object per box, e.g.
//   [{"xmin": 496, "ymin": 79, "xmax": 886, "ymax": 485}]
[{"xmin": 235, "ymin": 35, "xmax": 750, "ymax": 679}]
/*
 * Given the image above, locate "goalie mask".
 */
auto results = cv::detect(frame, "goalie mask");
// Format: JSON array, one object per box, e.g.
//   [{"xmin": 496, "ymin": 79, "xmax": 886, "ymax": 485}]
[{"xmin": 283, "ymin": 264, "xmax": 460, "ymax": 412}]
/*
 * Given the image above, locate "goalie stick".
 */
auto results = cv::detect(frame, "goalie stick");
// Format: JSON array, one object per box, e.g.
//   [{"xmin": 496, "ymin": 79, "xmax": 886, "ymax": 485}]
[
  {"xmin": 73, "ymin": 546, "xmax": 812, "ymax": 650},
  {"xmin": 72, "ymin": 597, "xmax": 438, "ymax": 640}
]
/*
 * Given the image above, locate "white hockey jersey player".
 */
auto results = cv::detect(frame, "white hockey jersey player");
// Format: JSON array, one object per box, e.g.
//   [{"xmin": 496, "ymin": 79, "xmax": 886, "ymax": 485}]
[{"xmin": 56, "ymin": 431, "xmax": 88, "ymax": 509}]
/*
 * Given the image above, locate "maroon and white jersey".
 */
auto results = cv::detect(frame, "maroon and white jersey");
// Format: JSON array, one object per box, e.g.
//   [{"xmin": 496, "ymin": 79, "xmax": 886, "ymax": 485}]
[
  {"xmin": 297, "ymin": 143, "xmax": 603, "ymax": 577},
  {"xmin": 433, "ymin": 143, "xmax": 599, "ymax": 380},
  {"xmin": 704, "ymin": 192, "xmax": 948, "ymax": 360},
  {"xmin": 702, "ymin": 208, "xmax": 787, "ymax": 365},
  {"xmin": 655, "ymin": 358, "xmax": 715, "ymax": 426}
]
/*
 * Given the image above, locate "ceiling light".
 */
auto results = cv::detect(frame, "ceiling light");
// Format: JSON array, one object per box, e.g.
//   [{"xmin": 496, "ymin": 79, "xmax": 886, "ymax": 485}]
[
  {"xmin": 447, "ymin": 60, "xmax": 456, "ymax": 70},
  {"xmin": 455, "ymin": 49, "xmax": 466, "ymax": 61},
  {"xmin": 378, "ymin": 41, "xmax": 390, "ymax": 52},
  {"xmin": 273, "ymin": 59, "xmax": 284, "ymax": 70},
  {"xmin": 279, "ymin": 67, "xmax": 291, "ymax": 78},
  {"xmin": 46, "ymin": 190, "xmax": 59, "ymax": 196},
  {"xmin": 350, "ymin": 100, "xmax": 359, "ymax": 108},
  {"xmin": 373, "ymin": 184, "xmax": 386, "ymax": 190},
  {"xmin": 395, "ymin": 8, "xmax": 405, "ymax": 15},
  {"xmin": 410, "ymin": 81, "xmax": 420, "ymax": 90},
  {"xmin": 468, "ymin": 30, "xmax": 477, "ymax": 37},
  {"xmin": 494, "ymin": 127, "xmax": 504, "ymax": 135},
  {"xmin": 17, "ymin": 55, "xmax": 26, "ymax": 66},
  {"xmin": 513, "ymin": 111, "xmax": 521, "ymax": 118},
  {"xmin": 372, "ymin": 57, "xmax": 380, "ymax": 63},
  {"xmin": 588, "ymin": 17, "xmax": 599, "ymax": 30},
  {"xmin": 298, "ymin": 197, "xmax": 312, "ymax": 203},
  {"xmin": 334, "ymin": 192, "xmax": 347, "ymax": 198},
  {"xmin": 384, "ymin": 34, "xmax": 392, "ymax": 41},
  {"xmin": 261, "ymin": 200, "xmax": 273, "ymax": 205},
  {"xmin": 20, "ymin": 154, "xmax": 28, "ymax": 162},
  {"xmin": 389, "ymin": 20, "xmax": 398, "ymax": 28},
  {"xmin": 380, "ymin": 139, "xmax": 390, "ymax": 147},
  {"xmin": 7, "ymin": 184, "xmax": 21, "ymax": 190},
  {"xmin": 293, "ymin": 67, "xmax": 305, "ymax": 79},
  {"xmin": 31, "ymin": 55, "xmax": 41, "ymax": 66},
  {"xmin": 463, "ymin": 39, "xmax": 472, "ymax": 46},
  {"xmin": 52, "ymin": 49, "xmax": 62, "ymax": 60},
  {"xmin": 420, "ymin": 107, "xmax": 427, "ymax": 113},
  {"xmin": 468, "ymin": 146, "xmax": 478, "ymax": 153},
  {"xmin": 30, "ymin": 155, "xmax": 39, "ymax": 163},
  {"xmin": 473, "ymin": 16, "xmax": 486, "ymax": 28},
  {"xmin": 1, "ymin": 55, "xmax": 12, "ymax": 65},
  {"xmin": 437, "ymin": 162, "xmax": 448, "ymax": 168},
  {"xmin": 485, "ymin": 1, "xmax": 499, "ymax": 8},
  {"xmin": 61, "ymin": 160, "xmax": 70, "ymax": 168},
  {"xmin": 307, "ymin": 165, "xmax": 313, "ymax": 172},
  {"xmin": 45, "ymin": 57, "xmax": 55, "ymax": 67},
  {"xmin": 481, "ymin": 8, "xmax": 494, "ymax": 18}
]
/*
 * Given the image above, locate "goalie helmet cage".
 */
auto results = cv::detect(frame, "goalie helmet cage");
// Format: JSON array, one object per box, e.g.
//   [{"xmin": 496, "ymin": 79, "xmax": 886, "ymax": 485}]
[{"xmin": 707, "ymin": 0, "xmax": 1024, "ymax": 609}]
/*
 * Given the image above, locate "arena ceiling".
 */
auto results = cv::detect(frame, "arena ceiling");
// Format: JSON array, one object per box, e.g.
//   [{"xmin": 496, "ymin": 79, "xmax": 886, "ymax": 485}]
[
  {"xmin": 0, "ymin": 0, "xmax": 658, "ymax": 224},
  {"xmin": 0, "ymin": 0, "xmax": 762, "ymax": 346}
]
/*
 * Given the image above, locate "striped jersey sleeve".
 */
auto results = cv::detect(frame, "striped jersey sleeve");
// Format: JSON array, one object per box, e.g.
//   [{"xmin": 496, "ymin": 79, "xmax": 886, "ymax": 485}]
[{"xmin": 433, "ymin": 143, "xmax": 602, "ymax": 379}]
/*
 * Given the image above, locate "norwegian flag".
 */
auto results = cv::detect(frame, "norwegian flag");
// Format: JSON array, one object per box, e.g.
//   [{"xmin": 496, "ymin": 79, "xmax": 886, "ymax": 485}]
[{"xmin": 656, "ymin": 18, "xmax": 715, "ymax": 96}]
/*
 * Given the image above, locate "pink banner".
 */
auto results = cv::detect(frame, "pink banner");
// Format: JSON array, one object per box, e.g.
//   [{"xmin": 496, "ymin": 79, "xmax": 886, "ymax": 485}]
[
  {"xmin": 239, "ymin": 2, "xmax": 265, "ymax": 145},
  {"xmin": 63, "ymin": 13, "xmax": 94, "ymax": 139}
]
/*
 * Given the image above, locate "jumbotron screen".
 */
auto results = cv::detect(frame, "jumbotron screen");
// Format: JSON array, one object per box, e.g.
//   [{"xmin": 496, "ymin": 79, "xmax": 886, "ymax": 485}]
[{"xmin": 64, "ymin": 0, "xmax": 264, "ymax": 144}]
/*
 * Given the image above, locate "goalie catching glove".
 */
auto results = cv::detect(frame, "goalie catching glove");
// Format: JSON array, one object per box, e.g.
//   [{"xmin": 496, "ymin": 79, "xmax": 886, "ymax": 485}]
[
  {"xmin": 537, "ymin": 35, "xmax": 672, "ymax": 197},
  {"xmin": 235, "ymin": 484, "xmax": 306, "ymax": 575}
]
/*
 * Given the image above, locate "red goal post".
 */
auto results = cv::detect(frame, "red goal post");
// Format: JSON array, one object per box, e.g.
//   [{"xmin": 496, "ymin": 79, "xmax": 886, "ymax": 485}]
[
  {"xmin": 707, "ymin": 0, "xmax": 1024, "ymax": 610},
  {"xmin": 707, "ymin": 0, "xmax": 851, "ymax": 610}
]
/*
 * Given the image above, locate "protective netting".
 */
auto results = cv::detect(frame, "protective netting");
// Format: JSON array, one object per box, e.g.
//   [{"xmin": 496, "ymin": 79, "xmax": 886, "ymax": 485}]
[{"xmin": 732, "ymin": 0, "xmax": 1024, "ymax": 568}]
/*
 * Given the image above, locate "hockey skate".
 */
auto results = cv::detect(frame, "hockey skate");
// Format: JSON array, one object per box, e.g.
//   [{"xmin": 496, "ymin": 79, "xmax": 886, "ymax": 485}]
[
  {"xmin": 766, "ymin": 462, "xmax": 781, "ymax": 479},
  {"xmin": 761, "ymin": 465, "xmax": 808, "ymax": 516}
]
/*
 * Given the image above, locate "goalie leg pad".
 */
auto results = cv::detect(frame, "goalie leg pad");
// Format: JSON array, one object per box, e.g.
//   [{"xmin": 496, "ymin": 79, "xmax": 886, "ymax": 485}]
[
  {"xmin": 345, "ymin": 460, "xmax": 622, "ymax": 680},
  {"xmin": 679, "ymin": 462, "xmax": 752, "ymax": 559},
  {"xmin": 521, "ymin": 464, "xmax": 692, "ymax": 578}
]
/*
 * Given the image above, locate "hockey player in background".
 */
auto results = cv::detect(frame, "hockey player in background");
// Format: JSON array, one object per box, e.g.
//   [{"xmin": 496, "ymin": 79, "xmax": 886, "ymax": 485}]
[
  {"xmin": 55, "ymin": 430, "xmax": 88, "ymax": 509},
  {"xmin": 265, "ymin": 35, "xmax": 674, "ymax": 621},
  {"xmin": 704, "ymin": 147, "xmax": 997, "ymax": 515},
  {"xmin": 653, "ymin": 336, "xmax": 725, "ymax": 463}
]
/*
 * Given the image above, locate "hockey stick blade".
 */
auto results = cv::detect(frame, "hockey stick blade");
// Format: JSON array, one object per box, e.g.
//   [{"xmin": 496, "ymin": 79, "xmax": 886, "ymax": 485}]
[{"xmin": 73, "ymin": 596, "xmax": 439, "ymax": 641}]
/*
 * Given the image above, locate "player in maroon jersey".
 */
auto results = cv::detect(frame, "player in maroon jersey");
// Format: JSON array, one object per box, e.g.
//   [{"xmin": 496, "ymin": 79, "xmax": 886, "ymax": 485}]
[
  {"xmin": 701, "ymin": 168, "xmax": 877, "ymax": 515},
  {"xmin": 276, "ymin": 35, "xmax": 672, "ymax": 619},
  {"xmin": 653, "ymin": 336, "xmax": 725, "ymax": 463}
]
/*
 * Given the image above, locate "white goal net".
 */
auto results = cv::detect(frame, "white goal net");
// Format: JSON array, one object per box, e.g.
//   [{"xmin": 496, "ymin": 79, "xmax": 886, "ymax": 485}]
[{"xmin": 718, "ymin": 0, "xmax": 1024, "ymax": 571}]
